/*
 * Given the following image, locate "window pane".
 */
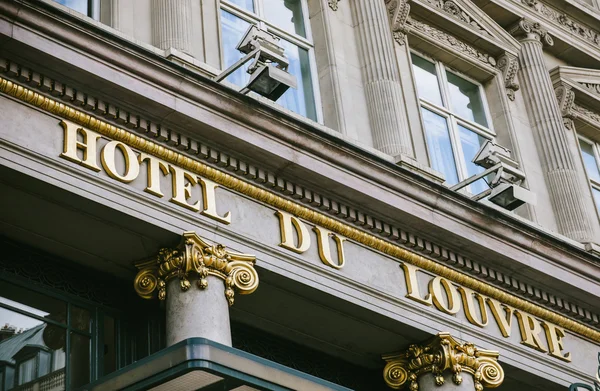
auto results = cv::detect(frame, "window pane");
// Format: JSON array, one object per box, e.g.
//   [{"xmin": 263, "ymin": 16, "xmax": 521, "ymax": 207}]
[
  {"xmin": 422, "ymin": 108, "xmax": 459, "ymax": 184},
  {"xmin": 263, "ymin": 0, "xmax": 306, "ymax": 37},
  {"xmin": 0, "ymin": 282, "xmax": 67, "ymax": 325},
  {"xmin": 0, "ymin": 309, "xmax": 66, "ymax": 390},
  {"xmin": 277, "ymin": 39, "xmax": 316, "ymax": 120},
  {"xmin": 593, "ymin": 187, "xmax": 600, "ymax": 213},
  {"xmin": 55, "ymin": 0, "xmax": 89, "ymax": 15},
  {"xmin": 411, "ymin": 54, "xmax": 443, "ymax": 106},
  {"xmin": 221, "ymin": 10, "xmax": 253, "ymax": 87},
  {"xmin": 225, "ymin": 0, "xmax": 255, "ymax": 12},
  {"xmin": 103, "ymin": 316, "xmax": 117, "ymax": 375},
  {"xmin": 70, "ymin": 333, "xmax": 90, "ymax": 388},
  {"xmin": 579, "ymin": 139, "xmax": 600, "ymax": 182},
  {"xmin": 458, "ymin": 125, "xmax": 489, "ymax": 194},
  {"xmin": 446, "ymin": 71, "xmax": 488, "ymax": 127},
  {"xmin": 71, "ymin": 306, "xmax": 91, "ymax": 333}
]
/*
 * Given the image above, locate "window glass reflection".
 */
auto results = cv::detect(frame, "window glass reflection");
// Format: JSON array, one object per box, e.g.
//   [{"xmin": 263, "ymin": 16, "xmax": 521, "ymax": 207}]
[
  {"xmin": 55, "ymin": 0, "xmax": 89, "ymax": 15},
  {"xmin": 226, "ymin": 0, "xmax": 255, "ymax": 12},
  {"xmin": 0, "ymin": 309, "xmax": 66, "ymax": 391},
  {"xmin": 580, "ymin": 139, "xmax": 600, "ymax": 182},
  {"xmin": 263, "ymin": 0, "xmax": 306, "ymax": 37},
  {"xmin": 446, "ymin": 71, "xmax": 488, "ymax": 126},
  {"xmin": 277, "ymin": 39, "xmax": 316, "ymax": 120},
  {"xmin": 411, "ymin": 54, "xmax": 443, "ymax": 106},
  {"xmin": 0, "ymin": 283, "xmax": 66, "ymax": 325},
  {"xmin": 422, "ymin": 108, "xmax": 458, "ymax": 184},
  {"xmin": 221, "ymin": 10, "xmax": 253, "ymax": 88},
  {"xmin": 458, "ymin": 125, "xmax": 489, "ymax": 194}
]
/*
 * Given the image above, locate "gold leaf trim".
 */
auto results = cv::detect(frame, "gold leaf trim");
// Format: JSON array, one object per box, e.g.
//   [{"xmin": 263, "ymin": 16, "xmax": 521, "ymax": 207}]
[{"xmin": 1, "ymin": 77, "xmax": 599, "ymax": 342}]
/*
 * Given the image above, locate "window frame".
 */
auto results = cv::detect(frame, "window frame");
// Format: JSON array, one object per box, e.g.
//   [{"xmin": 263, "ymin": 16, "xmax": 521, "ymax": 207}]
[
  {"xmin": 411, "ymin": 51, "xmax": 495, "ymax": 190},
  {"xmin": 219, "ymin": 0, "xmax": 323, "ymax": 123},
  {"xmin": 577, "ymin": 134, "xmax": 600, "ymax": 217}
]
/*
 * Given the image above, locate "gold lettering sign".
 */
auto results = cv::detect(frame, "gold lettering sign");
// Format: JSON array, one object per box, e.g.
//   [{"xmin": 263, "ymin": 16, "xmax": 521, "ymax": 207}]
[
  {"xmin": 59, "ymin": 119, "xmax": 572, "ymax": 362},
  {"xmin": 59, "ymin": 120, "xmax": 231, "ymax": 225},
  {"xmin": 401, "ymin": 262, "xmax": 572, "ymax": 362}
]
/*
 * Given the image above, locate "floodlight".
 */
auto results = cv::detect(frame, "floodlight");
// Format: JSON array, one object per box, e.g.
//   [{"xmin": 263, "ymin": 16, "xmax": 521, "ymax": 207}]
[
  {"xmin": 214, "ymin": 25, "xmax": 296, "ymax": 100},
  {"xmin": 488, "ymin": 183, "xmax": 537, "ymax": 210},
  {"xmin": 244, "ymin": 64, "xmax": 297, "ymax": 100}
]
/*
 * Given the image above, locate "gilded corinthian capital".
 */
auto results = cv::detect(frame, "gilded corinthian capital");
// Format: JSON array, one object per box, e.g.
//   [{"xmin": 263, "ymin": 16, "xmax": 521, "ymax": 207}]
[
  {"xmin": 133, "ymin": 232, "xmax": 258, "ymax": 306},
  {"xmin": 382, "ymin": 333, "xmax": 504, "ymax": 390}
]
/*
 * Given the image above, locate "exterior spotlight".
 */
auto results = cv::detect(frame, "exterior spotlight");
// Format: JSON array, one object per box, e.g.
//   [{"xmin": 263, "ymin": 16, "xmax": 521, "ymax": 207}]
[
  {"xmin": 488, "ymin": 183, "xmax": 536, "ymax": 211},
  {"xmin": 450, "ymin": 141, "xmax": 536, "ymax": 210},
  {"xmin": 214, "ymin": 25, "xmax": 297, "ymax": 100}
]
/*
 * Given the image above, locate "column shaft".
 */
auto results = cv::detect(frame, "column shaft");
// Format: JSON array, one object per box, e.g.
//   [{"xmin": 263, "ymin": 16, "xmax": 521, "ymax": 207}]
[
  {"xmin": 515, "ymin": 22, "xmax": 594, "ymax": 242},
  {"xmin": 166, "ymin": 276, "xmax": 232, "ymax": 346},
  {"xmin": 351, "ymin": 0, "xmax": 413, "ymax": 157},
  {"xmin": 152, "ymin": 0, "xmax": 193, "ymax": 54}
]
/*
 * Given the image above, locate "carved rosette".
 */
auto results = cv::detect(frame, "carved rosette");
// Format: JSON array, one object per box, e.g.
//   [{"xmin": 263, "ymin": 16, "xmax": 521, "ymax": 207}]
[
  {"xmin": 382, "ymin": 333, "xmax": 504, "ymax": 390},
  {"xmin": 496, "ymin": 53, "xmax": 520, "ymax": 101},
  {"xmin": 133, "ymin": 231, "xmax": 258, "ymax": 306},
  {"xmin": 385, "ymin": 0, "xmax": 411, "ymax": 45},
  {"xmin": 509, "ymin": 18, "xmax": 553, "ymax": 46}
]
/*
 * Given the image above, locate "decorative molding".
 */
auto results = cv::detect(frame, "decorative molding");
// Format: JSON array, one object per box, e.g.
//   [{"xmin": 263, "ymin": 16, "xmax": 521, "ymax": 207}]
[
  {"xmin": 2, "ymin": 76, "xmax": 599, "ymax": 343},
  {"xmin": 328, "ymin": 0, "xmax": 340, "ymax": 10},
  {"xmin": 509, "ymin": 18, "xmax": 554, "ymax": 46},
  {"xmin": 573, "ymin": 103, "xmax": 600, "ymax": 127},
  {"xmin": 421, "ymin": 0, "xmax": 491, "ymax": 36},
  {"xmin": 133, "ymin": 232, "xmax": 258, "ymax": 306},
  {"xmin": 382, "ymin": 332, "xmax": 504, "ymax": 390},
  {"xmin": 0, "ymin": 62, "xmax": 598, "ymax": 329},
  {"xmin": 497, "ymin": 53, "xmax": 520, "ymax": 101},
  {"xmin": 580, "ymin": 82, "xmax": 600, "ymax": 97},
  {"xmin": 407, "ymin": 17, "xmax": 497, "ymax": 66},
  {"xmin": 555, "ymin": 84, "xmax": 600, "ymax": 128},
  {"xmin": 519, "ymin": 0, "xmax": 600, "ymax": 48},
  {"xmin": 385, "ymin": 0, "xmax": 411, "ymax": 45},
  {"xmin": 555, "ymin": 85, "xmax": 576, "ymax": 117}
]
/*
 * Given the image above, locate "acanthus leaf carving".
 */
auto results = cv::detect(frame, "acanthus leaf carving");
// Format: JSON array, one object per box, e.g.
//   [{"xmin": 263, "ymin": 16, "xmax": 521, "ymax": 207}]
[
  {"xmin": 554, "ymin": 84, "xmax": 575, "ymax": 117},
  {"xmin": 579, "ymin": 82, "xmax": 600, "ymax": 97},
  {"xmin": 134, "ymin": 231, "xmax": 258, "ymax": 306},
  {"xmin": 328, "ymin": 0, "xmax": 340, "ymax": 11},
  {"xmin": 422, "ymin": 0, "xmax": 491, "ymax": 36},
  {"xmin": 509, "ymin": 18, "xmax": 554, "ymax": 46},
  {"xmin": 572, "ymin": 103, "xmax": 600, "ymax": 126},
  {"xmin": 407, "ymin": 17, "xmax": 497, "ymax": 66},
  {"xmin": 496, "ymin": 53, "xmax": 520, "ymax": 101},
  {"xmin": 385, "ymin": 0, "xmax": 411, "ymax": 45},
  {"xmin": 518, "ymin": 0, "xmax": 600, "ymax": 48}
]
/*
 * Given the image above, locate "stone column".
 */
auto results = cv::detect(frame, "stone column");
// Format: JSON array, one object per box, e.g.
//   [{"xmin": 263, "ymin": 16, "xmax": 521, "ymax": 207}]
[
  {"xmin": 152, "ymin": 0, "xmax": 193, "ymax": 54},
  {"xmin": 382, "ymin": 333, "xmax": 504, "ymax": 390},
  {"xmin": 134, "ymin": 232, "xmax": 259, "ymax": 347},
  {"xmin": 510, "ymin": 18, "xmax": 594, "ymax": 242},
  {"xmin": 351, "ymin": 0, "xmax": 414, "ymax": 158}
]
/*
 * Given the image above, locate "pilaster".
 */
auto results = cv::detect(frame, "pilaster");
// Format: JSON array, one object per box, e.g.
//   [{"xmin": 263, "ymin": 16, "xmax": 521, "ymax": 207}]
[
  {"xmin": 510, "ymin": 18, "xmax": 595, "ymax": 242},
  {"xmin": 133, "ymin": 232, "xmax": 259, "ymax": 346},
  {"xmin": 351, "ymin": 0, "xmax": 414, "ymax": 158},
  {"xmin": 151, "ymin": 0, "xmax": 193, "ymax": 55},
  {"xmin": 382, "ymin": 333, "xmax": 504, "ymax": 390}
]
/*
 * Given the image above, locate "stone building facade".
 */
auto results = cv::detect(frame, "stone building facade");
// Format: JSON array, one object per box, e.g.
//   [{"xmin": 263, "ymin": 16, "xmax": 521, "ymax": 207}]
[{"xmin": 0, "ymin": 0, "xmax": 599, "ymax": 390}]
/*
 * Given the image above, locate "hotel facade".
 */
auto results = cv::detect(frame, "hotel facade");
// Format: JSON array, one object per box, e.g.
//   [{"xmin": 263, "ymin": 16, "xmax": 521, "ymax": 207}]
[{"xmin": 0, "ymin": 0, "xmax": 600, "ymax": 390}]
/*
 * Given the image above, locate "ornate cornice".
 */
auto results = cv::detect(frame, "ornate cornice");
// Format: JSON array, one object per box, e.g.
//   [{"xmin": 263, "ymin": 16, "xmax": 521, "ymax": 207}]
[
  {"xmin": 385, "ymin": 0, "xmax": 411, "ymax": 45},
  {"xmin": 407, "ymin": 17, "xmax": 497, "ymax": 66},
  {"xmin": 509, "ymin": 18, "xmax": 554, "ymax": 46},
  {"xmin": 382, "ymin": 333, "xmax": 504, "ymax": 390},
  {"xmin": 2, "ymin": 57, "xmax": 597, "ymax": 329},
  {"xmin": 133, "ymin": 232, "xmax": 258, "ymax": 305},
  {"xmin": 497, "ymin": 53, "xmax": 520, "ymax": 101},
  {"xmin": 518, "ymin": 0, "xmax": 600, "ymax": 49},
  {"xmin": 1, "ymin": 71, "xmax": 600, "ymax": 341},
  {"xmin": 421, "ymin": 0, "xmax": 491, "ymax": 36}
]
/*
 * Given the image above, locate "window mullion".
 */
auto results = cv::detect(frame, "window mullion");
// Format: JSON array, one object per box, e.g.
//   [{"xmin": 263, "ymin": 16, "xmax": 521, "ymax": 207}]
[
  {"xmin": 449, "ymin": 116, "xmax": 468, "ymax": 181},
  {"xmin": 437, "ymin": 63, "xmax": 452, "ymax": 111}
]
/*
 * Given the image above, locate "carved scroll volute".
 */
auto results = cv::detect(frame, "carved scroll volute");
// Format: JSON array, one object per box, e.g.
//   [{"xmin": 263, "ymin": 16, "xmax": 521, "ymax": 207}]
[
  {"xmin": 133, "ymin": 231, "xmax": 258, "ymax": 306},
  {"xmin": 497, "ymin": 53, "xmax": 520, "ymax": 101},
  {"xmin": 385, "ymin": 0, "xmax": 411, "ymax": 45},
  {"xmin": 382, "ymin": 333, "xmax": 504, "ymax": 390},
  {"xmin": 555, "ymin": 84, "xmax": 575, "ymax": 118}
]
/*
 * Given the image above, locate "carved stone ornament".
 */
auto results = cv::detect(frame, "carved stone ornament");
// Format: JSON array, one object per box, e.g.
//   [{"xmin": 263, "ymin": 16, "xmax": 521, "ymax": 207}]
[
  {"xmin": 555, "ymin": 85, "xmax": 575, "ymax": 117},
  {"xmin": 496, "ymin": 53, "xmax": 520, "ymax": 101},
  {"xmin": 385, "ymin": 0, "xmax": 411, "ymax": 45},
  {"xmin": 509, "ymin": 18, "xmax": 554, "ymax": 46},
  {"xmin": 421, "ymin": 0, "xmax": 491, "ymax": 36},
  {"xmin": 579, "ymin": 82, "xmax": 600, "ymax": 98},
  {"xmin": 133, "ymin": 231, "xmax": 258, "ymax": 306},
  {"xmin": 328, "ymin": 0, "xmax": 340, "ymax": 10},
  {"xmin": 382, "ymin": 333, "xmax": 504, "ymax": 391},
  {"xmin": 519, "ymin": 0, "xmax": 600, "ymax": 48},
  {"xmin": 407, "ymin": 17, "xmax": 497, "ymax": 66}
]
